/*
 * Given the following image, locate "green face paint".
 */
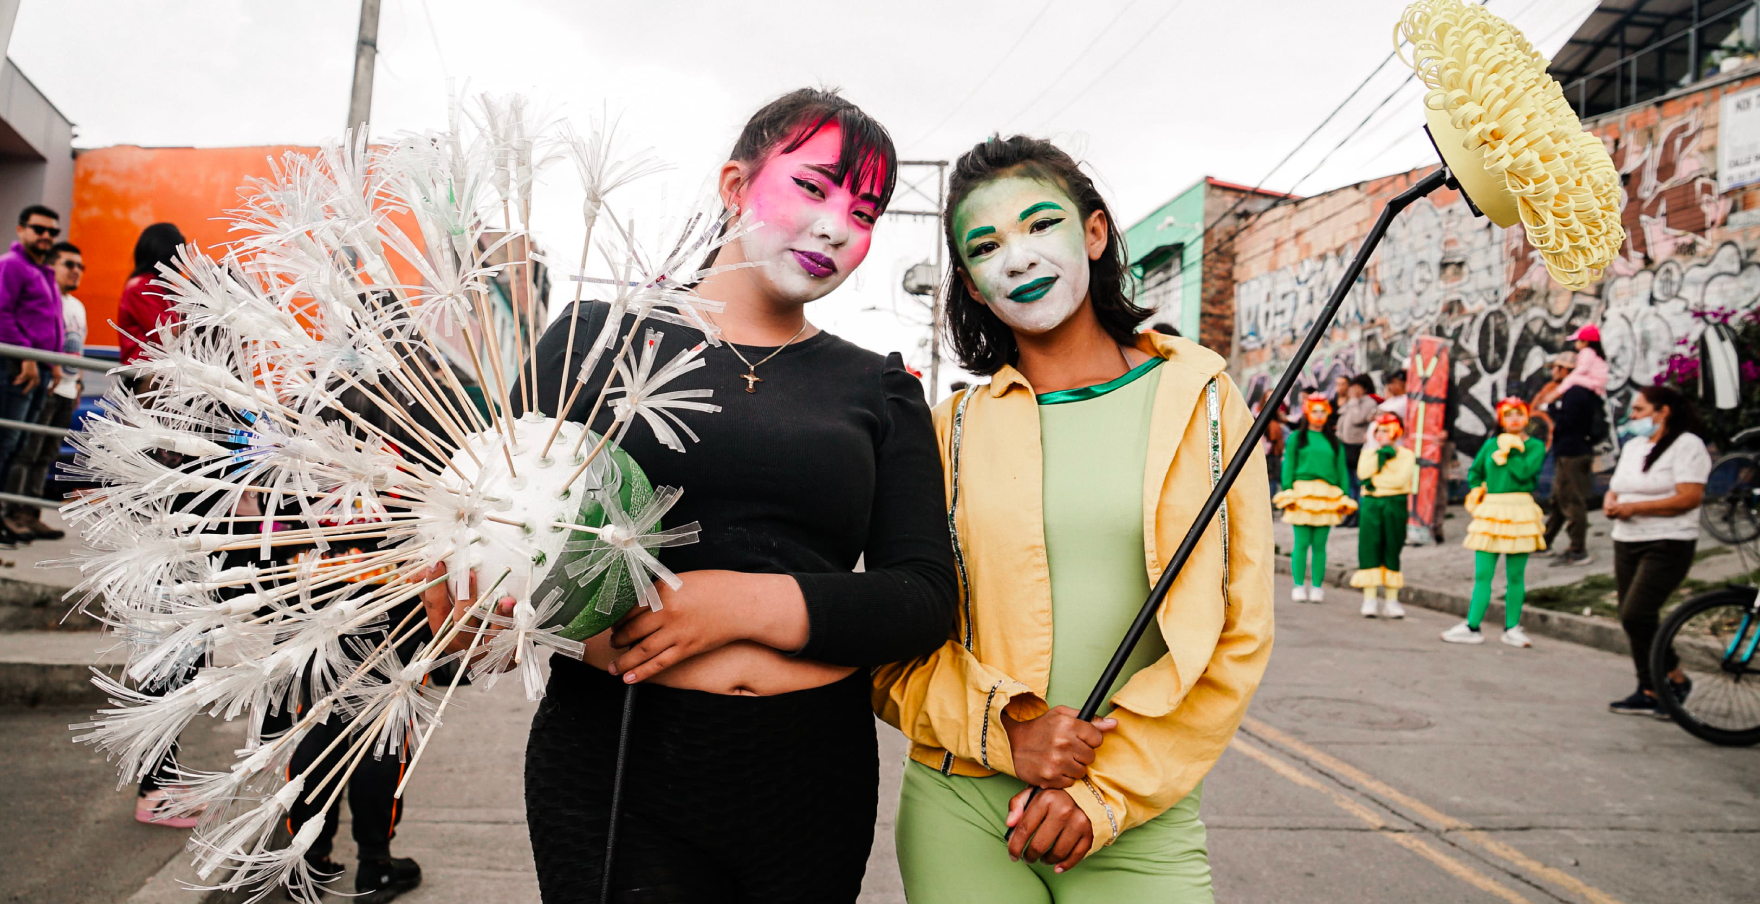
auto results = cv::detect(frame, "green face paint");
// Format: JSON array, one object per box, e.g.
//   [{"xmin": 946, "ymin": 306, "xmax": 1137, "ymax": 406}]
[{"xmin": 952, "ymin": 176, "xmax": 1090, "ymax": 335}]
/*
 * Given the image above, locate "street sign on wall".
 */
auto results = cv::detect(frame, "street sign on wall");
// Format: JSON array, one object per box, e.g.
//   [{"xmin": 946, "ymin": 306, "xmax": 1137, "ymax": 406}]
[{"xmin": 1718, "ymin": 85, "xmax": 1760, "ymax": 193}]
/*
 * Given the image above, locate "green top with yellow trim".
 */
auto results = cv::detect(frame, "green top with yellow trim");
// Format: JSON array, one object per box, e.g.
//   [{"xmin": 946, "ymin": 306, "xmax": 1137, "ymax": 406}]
[
  {"xmin": 1280, "ymin": 428, "xmax": 1349, "ymax": 491},
  {"xmin": 1467, "ymin": 432, "xmax": 1546, "ymax": 494}
]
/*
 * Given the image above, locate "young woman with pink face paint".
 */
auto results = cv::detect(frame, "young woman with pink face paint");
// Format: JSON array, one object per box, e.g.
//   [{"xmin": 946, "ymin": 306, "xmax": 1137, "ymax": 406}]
[
  {"xmin": 874, "ymin": 136, "xmax": 1273, "ymax": 902},
  {"xmin": 513, "ymin": 89, "xmax": 956, "ymax": 902}
]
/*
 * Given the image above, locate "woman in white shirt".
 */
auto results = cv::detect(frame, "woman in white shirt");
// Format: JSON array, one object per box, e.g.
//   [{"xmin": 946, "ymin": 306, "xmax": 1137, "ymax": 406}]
[{"xmin": 1604, "ymin": 385, "xmax": 1711, "ymax": 718}]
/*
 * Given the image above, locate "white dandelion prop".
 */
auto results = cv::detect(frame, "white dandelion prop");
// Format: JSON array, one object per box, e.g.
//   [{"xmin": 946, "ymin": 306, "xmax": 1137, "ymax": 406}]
[{"xmin": 66, "ymin": 93, "xmax": 735, "ymax": 903}]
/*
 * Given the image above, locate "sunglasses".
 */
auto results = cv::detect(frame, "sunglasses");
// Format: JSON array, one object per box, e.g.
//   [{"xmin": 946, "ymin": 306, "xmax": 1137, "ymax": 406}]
[
  {"xmin": 25, "ymin": 224, "xmax": 59, "ymax": 238},
  {"xmin": 58, "ymin": 260, "xmax": 83, "ymax": 271}
]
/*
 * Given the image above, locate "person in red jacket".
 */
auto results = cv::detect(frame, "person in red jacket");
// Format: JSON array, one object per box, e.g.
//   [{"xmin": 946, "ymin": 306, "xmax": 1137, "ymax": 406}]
[{"xmin": 115, "ymin": 223, "xmax": 186, "ymax": 377}]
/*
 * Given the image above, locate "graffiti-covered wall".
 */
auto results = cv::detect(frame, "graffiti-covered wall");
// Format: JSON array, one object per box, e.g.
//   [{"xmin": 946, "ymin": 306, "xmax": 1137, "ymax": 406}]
[{"xmin": 1229, "ymin": 68, "xmax": 1760, "ymax": 461}]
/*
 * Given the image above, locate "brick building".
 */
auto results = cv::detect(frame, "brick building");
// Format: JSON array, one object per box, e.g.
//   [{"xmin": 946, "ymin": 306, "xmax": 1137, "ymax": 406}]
[
  {"xmin": 1153, "ymin": 1, "xmax": 1760, "ymax": 464},
  {"xmin": 1121, "ymin": 178, "xmax": 1290, "ymax": 354}
]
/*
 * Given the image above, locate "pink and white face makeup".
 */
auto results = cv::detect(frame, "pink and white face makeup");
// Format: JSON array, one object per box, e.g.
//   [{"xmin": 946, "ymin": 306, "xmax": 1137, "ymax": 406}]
[{"xmin": 729, "ymin": 122, "xmax": 882, "ymax": 304}]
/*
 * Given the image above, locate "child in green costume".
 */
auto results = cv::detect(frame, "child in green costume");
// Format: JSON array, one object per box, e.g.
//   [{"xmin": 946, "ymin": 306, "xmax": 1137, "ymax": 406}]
[
  {"xmin": 1272, "ymin": 393, "xmax": 1356, "ymax": 603},
  {"xmin": 1442, "ymin": 397, "xmax": 1547, "ymax": 647},
  {"xmin": 1353, "ymin": 412, "xmax": 1415, "ymax": 618}
]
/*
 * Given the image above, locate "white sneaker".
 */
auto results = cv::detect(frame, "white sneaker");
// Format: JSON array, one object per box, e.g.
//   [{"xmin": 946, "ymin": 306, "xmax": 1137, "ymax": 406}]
[
  {"xmin": 1440, "ymin": 622, "xmax": 1485, "ymax": 644},
  {"xmin": 1361, "ymin": 593, "xmax": 1379, "ymax": 618},
  {"xmin": 1308, "ymin": 585, "xmax": 1324, "ymax": 603},
  {"xmin": 1380, "ymin": 597, "xmax": 1406, "ymax": 619},
  {"xmin": 1291, "ymin": 584, "xmax": 1308, "ymax": 603},
  {"xmin": 1501, "ymin": 626, "xmax": 1533, "ymax": 648}
]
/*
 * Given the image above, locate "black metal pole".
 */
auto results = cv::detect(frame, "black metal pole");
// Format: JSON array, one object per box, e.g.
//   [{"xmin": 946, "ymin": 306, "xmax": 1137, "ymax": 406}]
[
  {"xmin": 599, "ymin": 684, "xmax": 637, "ymax": 904},
  {"xmin": 1007, "ymin": 165, "xmax": 1450, "ymax": 840}
]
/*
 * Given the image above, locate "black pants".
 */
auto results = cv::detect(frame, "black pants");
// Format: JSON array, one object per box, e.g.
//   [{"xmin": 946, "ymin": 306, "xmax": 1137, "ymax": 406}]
[
  {"xmin": 254, "ymin": 599, "xmax": 427, "ymax": 862},
  {"xmin": 1614, "ymin": 538, "xmax": 1697, "ymax": 690},
  {"xmin": 6, "ymin": 389, "xmax": 75, "ymax": 510},
  {"xmin": 259, "ymin": 696, "xmax": 406, "ymax": 861},
  {"xmin": 525, "ymin": 661, "xmax": 877, "ymax": 904},
  {"xmin": 1544, "ymin": 454, "xmax": 1593, "ymax": 553},
  {"xmin": 0, "ymin": 360, "xmax": 45, "ymax": 485}
]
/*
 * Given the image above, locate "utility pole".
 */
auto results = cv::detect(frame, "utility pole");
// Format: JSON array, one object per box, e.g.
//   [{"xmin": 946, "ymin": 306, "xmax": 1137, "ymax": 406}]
[
  {"xmin": 347, "ymin": 0, "xmax": 382, "ymax": 135},
  {"xmin": 885, "ymin": 160, "xmax": 949, "ymax": 400}
]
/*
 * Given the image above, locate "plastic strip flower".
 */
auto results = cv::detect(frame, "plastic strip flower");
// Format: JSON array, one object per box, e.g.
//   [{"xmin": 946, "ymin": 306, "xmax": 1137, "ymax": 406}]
[
  {"xmin": 609, "ymin": 329, "xmax": 721, "ymax": 452},
  {"xmin": 562, "ymin": 485, "xmax": 701, "ymax": 612},
  {"xmin": 468, "ymin": 586, "xmax": 588, "ymax": 700},
  {"xmin": 1397, "ymin": 0, "xmax": 1624, "ymax": 289}
]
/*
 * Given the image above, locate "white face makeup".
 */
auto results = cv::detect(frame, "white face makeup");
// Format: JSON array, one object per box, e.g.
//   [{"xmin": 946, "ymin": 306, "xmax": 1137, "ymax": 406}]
[{"xmin": 953, "ymin": 176, "xmax": 1092, "ymax": 335}]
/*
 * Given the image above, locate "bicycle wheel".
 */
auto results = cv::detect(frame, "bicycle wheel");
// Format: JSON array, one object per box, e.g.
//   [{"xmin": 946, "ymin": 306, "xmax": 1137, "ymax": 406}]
[
  {"xmin": 1699, "ymin": 455, "xmax": 1760, "ymax": 546},
  {"xmin": 1651, "ymin": 586, "xmax": 1760, "ymax": 746}
]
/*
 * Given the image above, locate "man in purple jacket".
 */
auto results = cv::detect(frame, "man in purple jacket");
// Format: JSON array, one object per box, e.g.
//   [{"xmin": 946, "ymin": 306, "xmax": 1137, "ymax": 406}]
[{"xmin": 0, "ymin": 205, "xmax": 66, "ymax": 546}]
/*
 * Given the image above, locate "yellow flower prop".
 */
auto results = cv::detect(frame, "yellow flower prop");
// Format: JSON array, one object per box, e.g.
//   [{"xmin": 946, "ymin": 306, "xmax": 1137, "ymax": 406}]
[{"xmin": 1396, "ymin": 0, "xmax": 1624, "ymax": 290}]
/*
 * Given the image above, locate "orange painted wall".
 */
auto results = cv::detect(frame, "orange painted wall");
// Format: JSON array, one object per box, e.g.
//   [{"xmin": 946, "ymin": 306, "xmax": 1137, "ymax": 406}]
[
  {"xmin": 69, "ymin": 145, "xmax": 319, "ymax": 348},
  {"xmin": 68, "ymin": 145, "xmax": 430, "ymax": 349}
]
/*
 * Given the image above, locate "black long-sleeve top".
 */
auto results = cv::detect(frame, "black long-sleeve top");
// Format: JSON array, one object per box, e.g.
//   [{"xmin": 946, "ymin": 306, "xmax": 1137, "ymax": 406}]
[
  {"xmin": 515, "ymin": 302, "xmax": 957, "ymax": 668},
  {"xmin": 1547, "ymin": 384, "xmax": 1599, "ymax": 457}
]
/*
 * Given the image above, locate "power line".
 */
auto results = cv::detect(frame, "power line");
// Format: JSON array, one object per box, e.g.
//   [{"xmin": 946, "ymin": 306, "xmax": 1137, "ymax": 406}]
[
  {"xmin": 1145, "ymin": 0, "xmax": 1534, "ymax": 295},
  {"xmin": 908, "ymin": 0, "xmax": 1057, "ymax": 148},
  {"xmin": 1282, "ymin": 72, "xmax": 1420, "ymax": 198},
  {"xmin": 999, "ymin": 0, "xmax": 1142, "ymax": 129},
  {"xmin": 1034, "ymin": 0, "xmax": 1189, "ymax": 128}
]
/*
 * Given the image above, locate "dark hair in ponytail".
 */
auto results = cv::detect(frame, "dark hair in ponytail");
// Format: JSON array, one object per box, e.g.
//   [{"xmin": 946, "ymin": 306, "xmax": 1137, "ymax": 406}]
[
  {"xmin": 1636, "ymin": 384, "xmax": 1704, "ymax": 472},
  {"xmin": 1582, "ymin": 338, "xmax": 1607, "ymax": 360},
  {"xmin": 941, "ymin": 134, "xmax": 1150, "ymax": 375}
]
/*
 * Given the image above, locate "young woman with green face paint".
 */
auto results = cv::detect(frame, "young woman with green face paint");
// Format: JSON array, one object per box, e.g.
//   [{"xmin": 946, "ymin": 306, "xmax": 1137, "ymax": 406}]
[{"xmin": 873, "ymin": 135, "xmax": 1274, "ymax": 903}]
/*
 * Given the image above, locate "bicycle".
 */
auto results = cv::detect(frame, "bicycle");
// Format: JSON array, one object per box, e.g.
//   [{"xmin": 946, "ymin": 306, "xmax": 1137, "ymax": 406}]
[{"xmin": 1650, "ymin": 427, "xmax": 1760, "ymax": 746}]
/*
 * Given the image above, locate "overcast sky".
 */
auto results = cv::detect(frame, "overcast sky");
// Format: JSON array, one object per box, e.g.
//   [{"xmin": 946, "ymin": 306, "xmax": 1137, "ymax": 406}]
[{"xmin": 12, "ymin": 0, "xmax": 1594, "ymax": 394}]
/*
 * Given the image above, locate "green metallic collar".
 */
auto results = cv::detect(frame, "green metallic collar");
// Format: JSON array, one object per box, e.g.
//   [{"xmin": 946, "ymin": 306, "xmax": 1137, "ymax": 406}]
[{"xmin": 1036, "ymin": 356, "xmax": 1164, "ymax": 406}]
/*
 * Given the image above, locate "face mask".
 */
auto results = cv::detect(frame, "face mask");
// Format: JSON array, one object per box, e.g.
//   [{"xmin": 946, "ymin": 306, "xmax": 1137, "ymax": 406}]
[
  {"xmin": 1626, "ymin": 417, "xmax": 1657, "ymax": 439},
  {"xmin": 953, "ymin": 176, "xmax": 1092, "ymax": 335},
  {"xmin": 729, "ymin": 122, "xmax": 881, "ymax": 304}
]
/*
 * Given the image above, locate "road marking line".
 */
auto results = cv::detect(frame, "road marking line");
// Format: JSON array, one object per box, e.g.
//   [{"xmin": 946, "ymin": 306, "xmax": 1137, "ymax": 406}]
[
  {"xmin": 1243, "ymin": 716, "xmax": 1626, "ymax": 904},
  {"xmin": 1230, "ymin": 737, "xmax": 1536, "ymax": 904}
]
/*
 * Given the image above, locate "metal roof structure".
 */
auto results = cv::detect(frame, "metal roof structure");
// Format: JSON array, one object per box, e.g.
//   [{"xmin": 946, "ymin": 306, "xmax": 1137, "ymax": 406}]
[{"xmin": 1549, "ymin": 0, "xmax": 1756, "ymax": 118}]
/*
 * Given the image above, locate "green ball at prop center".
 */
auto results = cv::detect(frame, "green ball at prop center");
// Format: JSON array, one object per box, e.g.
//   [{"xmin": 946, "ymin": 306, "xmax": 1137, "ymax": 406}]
[{"xmin": 539, "ymin": 437, "xmax": 656, "ymax": 642}]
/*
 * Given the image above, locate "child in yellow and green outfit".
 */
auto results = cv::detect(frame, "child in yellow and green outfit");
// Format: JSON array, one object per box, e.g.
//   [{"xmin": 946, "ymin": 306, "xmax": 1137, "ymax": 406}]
[
  {"xmin": 1441, "ymin": 397, "xmax": 1547, "ymax": 648},
  {"xmin": 1353, "ymin": 412, "xmax": 1415, "ymax": 619},
  {"xmin": 1273, "ymin": 393, "xmax": 1356, "ymax": 603}
]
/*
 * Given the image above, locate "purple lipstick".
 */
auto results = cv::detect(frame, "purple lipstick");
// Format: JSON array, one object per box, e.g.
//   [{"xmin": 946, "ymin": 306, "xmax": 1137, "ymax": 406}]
[{"xmin": 792, "ymin": 250, "xmax": 837, "ymax": 278}]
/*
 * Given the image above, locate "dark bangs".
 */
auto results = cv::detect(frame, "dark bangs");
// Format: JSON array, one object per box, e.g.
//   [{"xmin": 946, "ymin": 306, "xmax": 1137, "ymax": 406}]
[{"xmin": 728, "ymin": 87, "xmax": 898, "ymax": 213}]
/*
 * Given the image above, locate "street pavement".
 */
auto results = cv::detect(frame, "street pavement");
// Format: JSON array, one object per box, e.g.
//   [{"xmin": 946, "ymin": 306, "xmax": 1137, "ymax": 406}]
[{"xmin": 5, "ymin": 569, "xmax": 1757, "ymax": 903}]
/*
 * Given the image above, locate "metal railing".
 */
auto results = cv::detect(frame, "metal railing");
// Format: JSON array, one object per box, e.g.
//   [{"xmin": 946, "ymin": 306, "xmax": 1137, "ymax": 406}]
[
  {"xmin": 0, "ymin": 340, "xmax": 123, "ymax": 442},
  {"xmin": 0, "ymin": 340, "xmax": 122, "ymax": 374},
  {"xmin": 1561, "ymin": 1, "xmax": 1757, "ymax": 121}
]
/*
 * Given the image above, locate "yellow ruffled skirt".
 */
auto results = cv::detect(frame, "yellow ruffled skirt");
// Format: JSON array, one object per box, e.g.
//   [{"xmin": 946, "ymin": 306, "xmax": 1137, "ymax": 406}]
[
  {"xmin": 1350, "ymin": 566, "xmax": 1404, "ymax": 588},
  {"xmin": 1462, "ymin": 488, "xmax": 1546, "ymax": 554},
  {"xmin": 1273, "ymin": 479, "xmax": 1358, "ymax": 527}
]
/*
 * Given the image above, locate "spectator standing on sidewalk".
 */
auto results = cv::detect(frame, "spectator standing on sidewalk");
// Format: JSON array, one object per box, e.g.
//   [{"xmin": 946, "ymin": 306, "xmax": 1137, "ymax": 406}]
[
  {"xmin": 1605, "ymin": 385, "xmax": 1710, "ymax": 717},
  {"xmin": 0, "ymin": 205, "xmax": 65, "ymax": 547},
  {"xmin": 116, "ymin": 223, "xmax": 186, "ymax": 382},
  {"xmin": 2, "ymin": 242, "xmax": 84, "ymax": 539},
  {"xmin": 1337, "ymin": 374, "xmax": 1379, "ymax": 526},
  {"xmin": 1378, "ymin": 371, "xmax": 1408, "ymax": 418},
  {"xmin": 1542, "ymin": 350, "xmax": 1602, "ymax": 567}
]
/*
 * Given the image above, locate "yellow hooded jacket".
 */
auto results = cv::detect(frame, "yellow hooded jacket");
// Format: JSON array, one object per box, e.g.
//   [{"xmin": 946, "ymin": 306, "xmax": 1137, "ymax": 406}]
[{"xmin": 872, "ymin": 332, "xmax": 1275, "ymax": 852}]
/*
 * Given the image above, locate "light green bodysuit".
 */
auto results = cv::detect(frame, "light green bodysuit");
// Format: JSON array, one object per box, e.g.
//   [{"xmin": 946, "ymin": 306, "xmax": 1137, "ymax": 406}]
[{"xmin": 896, "ymin": 358, "xmax": 1213, "ymax": 903}]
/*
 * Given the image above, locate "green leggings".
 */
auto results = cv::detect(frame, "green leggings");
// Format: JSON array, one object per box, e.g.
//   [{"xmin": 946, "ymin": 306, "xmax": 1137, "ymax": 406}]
[
  {"xmin": 1468, "ymin": 550, "xmax": 1528, "ymax": 629},
  {"xmin": 896, "ymin": 762, "xmax": 1213, "ymax": 903},
  {"xmin": 1292, "ymin": 525, "xmax": 1330, "ymax": 587}
]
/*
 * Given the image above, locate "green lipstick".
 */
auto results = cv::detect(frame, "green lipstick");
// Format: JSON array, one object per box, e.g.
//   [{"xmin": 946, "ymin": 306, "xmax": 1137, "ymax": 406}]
[{"xmin": 1008, "ymin": 276, "xmax": 1057, "ymax": 302}]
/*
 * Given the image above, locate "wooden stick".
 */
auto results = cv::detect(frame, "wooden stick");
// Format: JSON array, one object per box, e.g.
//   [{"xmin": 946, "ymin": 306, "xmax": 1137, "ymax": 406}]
[{"xmin": 552, "ymin": 209, "xmax": 600, "ymax": 424}]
